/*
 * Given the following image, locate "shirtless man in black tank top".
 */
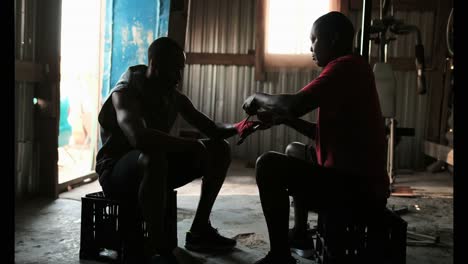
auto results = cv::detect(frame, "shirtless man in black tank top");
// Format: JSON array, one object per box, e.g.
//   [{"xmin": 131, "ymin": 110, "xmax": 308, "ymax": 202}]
[{"xmin": 96, "ymin": 37, "xmax": 259, "ymax": 263}]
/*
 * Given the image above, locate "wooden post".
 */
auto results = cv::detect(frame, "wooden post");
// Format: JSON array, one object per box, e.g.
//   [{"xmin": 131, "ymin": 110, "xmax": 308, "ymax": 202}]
[
  {"xmin": 168, "ymin": 0, "xmax": 190, "ymax": 50},
  {"xmin": 255, "ymin": 0, "xmax": 266, "ymax": 81},
  {"xmin": 424, "ymin": 1, "xmax": 452, "ymax": 143},
  {"xmin": 35, "ymin": 0, "xmax": 62, "ymax": 198},
  {"xmin": 168, "ymin": 0, "xmax": 191, "ymax": 137}
]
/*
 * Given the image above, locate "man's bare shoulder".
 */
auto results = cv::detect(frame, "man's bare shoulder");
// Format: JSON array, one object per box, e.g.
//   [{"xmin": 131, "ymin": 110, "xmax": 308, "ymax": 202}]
[
  {"xmin": 172, "ymin": 89, "xmax": 197, "ymax": 114},
  {"xmin": 111, "ymin": 89, "xmax": 139, "ymax": 110},
  {"xmin": 172, "ymin": 89, "xmax": 191, "ymax": 103}
]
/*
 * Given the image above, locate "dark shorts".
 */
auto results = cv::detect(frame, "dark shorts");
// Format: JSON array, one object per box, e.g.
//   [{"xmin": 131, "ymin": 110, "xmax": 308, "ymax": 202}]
[
  {"xmin": 99, "ymin": 149, "xmax": 204, "ymax": 201},
  {"xmin": 266, "ymin": 143, "xmax": 387, "ymax": 211}
]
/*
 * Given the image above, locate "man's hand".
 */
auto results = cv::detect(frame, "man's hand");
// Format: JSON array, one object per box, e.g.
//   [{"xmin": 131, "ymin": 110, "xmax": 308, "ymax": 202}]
[
  {"xmin": 257, "ymin": 111, "xmax": 289, "ymax": 127},
  {"xmin": 234, "ymin": 118, "xmax": 262, "ymax": 137},
  {"xmin": 234, "ymin": 117, "xmax": 265, "ymax": 145},
  {"xmin": 242, "ymin": 94, "xmax": 260, "ymax": 115}
]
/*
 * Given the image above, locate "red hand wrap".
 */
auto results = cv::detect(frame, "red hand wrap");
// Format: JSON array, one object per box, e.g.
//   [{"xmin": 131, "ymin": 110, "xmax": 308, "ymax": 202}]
[{"xmin": 234, "ymin": 118, "xmax": 256, "ymax": 136}]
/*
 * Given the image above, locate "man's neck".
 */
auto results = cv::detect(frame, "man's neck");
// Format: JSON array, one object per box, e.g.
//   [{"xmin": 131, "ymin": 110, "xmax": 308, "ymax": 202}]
[{"xmin": 144, "ymin": 78, "xmax": 174, "ymax": 98}]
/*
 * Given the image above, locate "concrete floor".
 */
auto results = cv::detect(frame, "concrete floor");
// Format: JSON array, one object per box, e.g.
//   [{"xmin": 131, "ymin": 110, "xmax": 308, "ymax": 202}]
[{"xmin": 15, "ymin": 159, "xmax": 453, "ymax": 264}]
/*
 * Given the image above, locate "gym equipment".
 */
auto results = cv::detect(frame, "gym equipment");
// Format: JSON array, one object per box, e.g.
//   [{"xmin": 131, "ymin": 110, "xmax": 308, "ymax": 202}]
[{"xmin": 358, "ymin": 0, "xmax": 426, "ymax": 188}]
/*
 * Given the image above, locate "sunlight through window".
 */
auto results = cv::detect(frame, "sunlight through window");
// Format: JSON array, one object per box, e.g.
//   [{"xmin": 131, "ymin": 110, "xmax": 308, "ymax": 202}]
[{"xmin": 266, "ymin": 0, "xmax": 330, "ymax": 54}]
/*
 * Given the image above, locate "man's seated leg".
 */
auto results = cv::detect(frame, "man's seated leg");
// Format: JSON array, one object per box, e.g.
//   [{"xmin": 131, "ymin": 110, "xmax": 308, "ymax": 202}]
[
  {"xmin": 137, "ymin": 151, "xmax": 175, "ymax": 258},
  {"xmin": 167, "ymin": 139, "xmax": 236, "ymax": 252},
  {"xmin": 254, "ymin": 151, "xmax": 311, "ymax": 264},
  {"xmin": 101, "ymin": 150, "xmax": 175, "ymax": 263},
  {"xmin": 254, "ymin": 150, "xmax": 348, "ymax": 264},
  {"xmin": 285, "ymin": 142, "xmax": 316, "ymax": 258}
]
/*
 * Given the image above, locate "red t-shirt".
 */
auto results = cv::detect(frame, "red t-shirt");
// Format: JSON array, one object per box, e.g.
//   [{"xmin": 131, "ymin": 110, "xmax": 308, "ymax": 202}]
[{"xmin": 299, "ymin": 54, "xmax": 389, "ymax": 199}]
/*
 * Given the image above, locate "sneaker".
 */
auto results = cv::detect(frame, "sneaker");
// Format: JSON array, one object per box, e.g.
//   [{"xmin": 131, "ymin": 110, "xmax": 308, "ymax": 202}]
[
  {"xmin": 185, "ymin": 224, "xmax": 237, "ymax": 252},
  {"xmin": 254, "ymin": 252, "xmax": 297, "ymax": 264},
  {"xmin": 288, "ymin": 228, "xmax": 315, "ymax": 259}
]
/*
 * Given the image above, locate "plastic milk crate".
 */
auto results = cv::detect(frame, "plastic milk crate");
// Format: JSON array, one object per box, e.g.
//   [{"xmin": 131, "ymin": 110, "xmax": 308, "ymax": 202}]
[{"xmin": 79, "ymin": 190, "xmax": 177, "ymax": 262}]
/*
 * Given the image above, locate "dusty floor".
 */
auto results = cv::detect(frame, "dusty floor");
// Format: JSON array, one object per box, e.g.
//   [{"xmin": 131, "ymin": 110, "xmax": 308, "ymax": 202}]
[{"xmin": 15, "ymin": 159, "xmax": 453, "ymax": 263}]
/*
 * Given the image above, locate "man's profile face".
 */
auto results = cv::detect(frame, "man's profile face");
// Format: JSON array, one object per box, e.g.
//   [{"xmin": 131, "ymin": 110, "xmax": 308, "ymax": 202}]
[{"xmin": 310, "ymin": 23, "xmax": 334, "ymax": 67}]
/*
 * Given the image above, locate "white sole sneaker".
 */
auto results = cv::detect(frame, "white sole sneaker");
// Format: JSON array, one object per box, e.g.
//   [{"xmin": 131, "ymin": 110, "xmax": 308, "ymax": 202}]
[{"xmin": 291, "ymin": 247, "xmax": 315, "ymax": 259}]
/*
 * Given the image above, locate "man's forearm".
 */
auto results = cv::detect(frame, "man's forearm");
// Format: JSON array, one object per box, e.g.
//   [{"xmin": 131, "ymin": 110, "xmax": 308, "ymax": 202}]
[
  {"xmin": 208, "ymin": 123, "xmax": 238, "ymax": 139},
  {"xmin": 253, "ymin": 93, "xmax": 294, "ymax": 115},
  {"xmin": 182, "ymin": 108, "xmax": 238, "ymax": 140},
  {"xmin": 136, "ymin": 128, "xmax": 201, "ymax": 153},
  {"xmin": 283, "ymin": 118, "xmax": 316, "ymax": 139}
]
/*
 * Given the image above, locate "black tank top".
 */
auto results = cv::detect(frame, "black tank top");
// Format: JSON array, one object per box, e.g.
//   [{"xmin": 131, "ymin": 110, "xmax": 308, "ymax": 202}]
[{"xmin": 95, "ymin": 65, "xmax": 178, "ymax": 177}]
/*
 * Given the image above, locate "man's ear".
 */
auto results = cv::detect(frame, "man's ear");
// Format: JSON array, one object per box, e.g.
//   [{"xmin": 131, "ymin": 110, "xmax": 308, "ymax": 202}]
[
  {"xmin": 331, "ymin": 32, "xmax": 340, "ymax": 47},
  {"xmin": 150, "ymin": 59, "xmax": 160, "ymax": 75},
  {"xmin": 150, "ymin": 58, "xmax": 158, "ymax": 68}
]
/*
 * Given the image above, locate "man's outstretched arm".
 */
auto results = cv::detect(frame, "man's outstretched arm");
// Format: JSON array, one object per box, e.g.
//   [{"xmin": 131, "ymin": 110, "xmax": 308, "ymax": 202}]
[
  {"xmin": 243, "ymin": 90, "xmax": 319, "ymax": 139},
  {"xmin": 112, "ymin": 90, "xmax": 205, "ymax": 153},
  {"xmin": 243, "ymin": 91, "xmax": 319, "ymax": 118},
  {"xmin": 243, "ymin": 63, "xmax": 340, "ymax": 118},
  {"xmin": 256, "ymin": 111, "xmax": 317, "ymax": 140},
  {"xmin": 176, "ymin": 90, "xmax": 260, "ymax": 140}
]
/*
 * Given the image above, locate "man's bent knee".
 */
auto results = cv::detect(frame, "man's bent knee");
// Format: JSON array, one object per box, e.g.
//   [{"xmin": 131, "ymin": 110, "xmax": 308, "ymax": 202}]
[
  {"xmin": 285, "ymin": 142, "xmax": 307, "ymax": 160},
  {"xmin": 255, "ymin": 151, "xmax": 284, "ymax": 185},
  {"xmin": 206, "ymin": 139, "xmax": 231, "ymax": 165},
  {"xmin": 137, "ymin": 152, "xmax": 167, "ymax": 174}
]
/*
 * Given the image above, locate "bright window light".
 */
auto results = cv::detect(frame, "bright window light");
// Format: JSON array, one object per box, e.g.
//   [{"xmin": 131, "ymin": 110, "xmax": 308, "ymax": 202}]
[{"xmin": 266, "ymin": 0, "xmax": 330, "ymax": 54}]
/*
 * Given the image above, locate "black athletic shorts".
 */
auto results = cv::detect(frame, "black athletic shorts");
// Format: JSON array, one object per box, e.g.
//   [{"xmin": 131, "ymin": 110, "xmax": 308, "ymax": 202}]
[{"xmin": 99, "ymin": 149, "xmax": 204, "ymax": 201}]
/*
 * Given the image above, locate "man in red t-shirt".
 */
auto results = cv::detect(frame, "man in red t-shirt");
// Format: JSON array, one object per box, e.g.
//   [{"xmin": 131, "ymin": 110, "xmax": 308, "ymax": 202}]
[{"xmin": 243, "ymin": 12, "xmax": 389, "ymax": 264}]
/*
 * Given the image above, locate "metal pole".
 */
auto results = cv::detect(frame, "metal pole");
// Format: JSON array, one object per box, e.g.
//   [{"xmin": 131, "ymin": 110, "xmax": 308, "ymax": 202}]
[
  {"xmin": 388, "ymin": 118, "xmax": 395, "ymax": 184},
  {"xmin": 360, "ymin": 0, "xmax": 372, "ymax": 61},
  {"xmin": 379, "ymin": 0, "xmax": 386, "ymax": 62}
]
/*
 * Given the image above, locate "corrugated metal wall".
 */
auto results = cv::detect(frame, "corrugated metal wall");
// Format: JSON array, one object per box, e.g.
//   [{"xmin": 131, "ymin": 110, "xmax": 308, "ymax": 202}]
[
  {"xmin": 15, "ymin": 0, "xmax": 39, "ymax": 197},
  {"xmin": 183, "ymin": 0, "xmax": 434, "ymax": 169}
]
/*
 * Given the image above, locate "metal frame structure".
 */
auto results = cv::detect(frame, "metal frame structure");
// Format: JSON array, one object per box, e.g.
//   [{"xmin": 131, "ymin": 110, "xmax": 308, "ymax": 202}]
[{"xmin": 360, "ymin": 0, "xmax": 426, "ymax": 188}]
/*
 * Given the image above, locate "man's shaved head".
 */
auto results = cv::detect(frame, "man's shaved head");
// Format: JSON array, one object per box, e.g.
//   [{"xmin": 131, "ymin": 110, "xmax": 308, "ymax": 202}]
[
  {"xmin": 146, "ymin": 37, "xmax": 186, "ymax": 92},
  {"xmin": 148, "ymin": 37, "xmax": 184, "ymax": 65},
  {"xmin": 313, "ymin": 11, "xmax": 355, "ymax": 54},
  {"xmin": 310, "ymin": 12, "xmax": 355, "ymax": 67}
]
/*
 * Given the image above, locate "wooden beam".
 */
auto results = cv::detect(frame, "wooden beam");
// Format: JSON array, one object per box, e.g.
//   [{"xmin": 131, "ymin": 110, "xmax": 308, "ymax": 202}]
[
  {"xmin": 424, "ymin": 140, "xmax": 453, "ymax": 166},
  {"xmin": 349, "ymin": 0, "xmax": 436, "ymax": 12},
  {"xmin": 15, "ymin": 60, "xmax": 44, "ymax": 82},
  {"xmin": 186, "ymin": 53, "xmax": 254, "ymax": 66},
  {"xmin": 264, "ymin": 54, "xmax": 317, "ymax": 70},
  {"xmin": 184, "ymin": 54, "xmax": 431, "ymax": 72},
  {"xmin": 255, "ymin": 0, "xmax": 266, "ymax": 81}
]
